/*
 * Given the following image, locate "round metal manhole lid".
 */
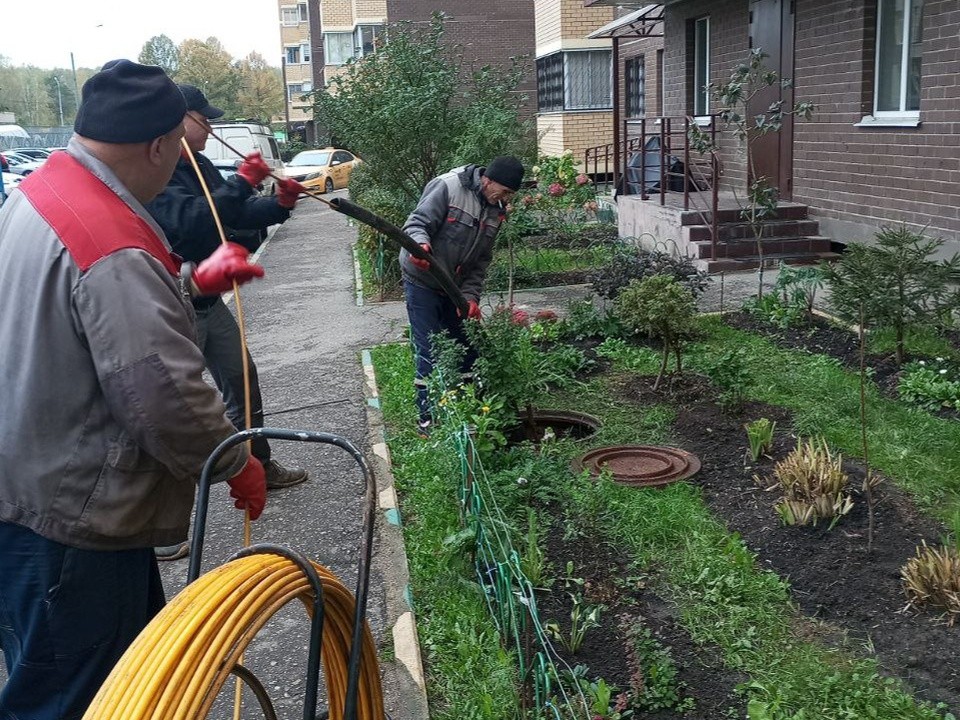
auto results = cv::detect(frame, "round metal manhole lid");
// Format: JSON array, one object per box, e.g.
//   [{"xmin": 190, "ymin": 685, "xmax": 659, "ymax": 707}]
[{"xmin": 572, "ymin": 445, "xmax": 701, "ymax": 488}]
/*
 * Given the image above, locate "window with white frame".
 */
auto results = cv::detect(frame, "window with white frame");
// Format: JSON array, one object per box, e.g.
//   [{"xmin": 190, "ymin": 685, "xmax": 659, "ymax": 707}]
[
  {"xmin": 875, "ymin": 0, "xmax": 923, "ymax": 115},
  {"xmin": 298, "ymin": 2, "xmax": 307, "ymax": 22},
  {"xmin": 625, "ymin": 55, "xmax": 646, "ymax": 118},
  {"xmin": 288, "ymin": 84, "xmax": 304, "ymax": 101},
  {"xmin": 565, "ymin": 50, "xmax": 612, "ymax": 110},
  {"xmin": 693, "ymin": 17, "xmax": 710, "ymax": 116},
  {"xmin": 324, "ymin": 33, "xmax": 354, "ymax": 65},
  {"xmin": 301, "ymin": 43, "xmax": 311, "ymax": 63},
  {"xmin": 355, "ymin": 25, "xmax": 386, "ymax": 57},
  {"xmin": 281, "ymin": 6, "xmax": 299, "ymax": 26},
  {"xmin": 285, "ymin": 46, "xmax": 301, "ymax": 65}
]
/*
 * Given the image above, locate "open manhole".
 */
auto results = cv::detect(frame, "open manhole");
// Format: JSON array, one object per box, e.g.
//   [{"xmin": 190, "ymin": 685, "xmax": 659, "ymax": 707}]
[
  {"xmin": 508, "ymin": 409, "xmax": 601, "ymax": 445},
  {"xmin": 572, "ymin": 445, "xmax": 701, "ymax": 488}
]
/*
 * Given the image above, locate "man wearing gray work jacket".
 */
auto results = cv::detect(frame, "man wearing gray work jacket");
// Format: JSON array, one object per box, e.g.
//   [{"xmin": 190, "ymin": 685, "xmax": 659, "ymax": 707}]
[
  {"xmin": 0, "ymin": 59, "xmax": 267, "ymax": 718},
  {"xmin": 399, "ymin": 156, "xmax": 524, "ymax": 435}
]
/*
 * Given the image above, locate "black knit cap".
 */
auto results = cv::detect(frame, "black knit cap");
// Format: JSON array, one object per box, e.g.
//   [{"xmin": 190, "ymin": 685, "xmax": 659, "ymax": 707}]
[
  {"xmin": 483, "ymin": 156, "xmax": 525, "ymax": 191},
  {"xmin": 74, "ymin": 59, "xmax": 186, "ymax": 143},
  {"xmin": 178, "ymin": 84, "xmax": 225, "ymax": 119}
]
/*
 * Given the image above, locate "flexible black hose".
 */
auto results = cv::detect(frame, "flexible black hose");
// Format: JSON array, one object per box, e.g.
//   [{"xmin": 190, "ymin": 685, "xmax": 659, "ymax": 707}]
[{"xmin": 328, "ymin": 197, "xmax": 470, "ymax": 317}]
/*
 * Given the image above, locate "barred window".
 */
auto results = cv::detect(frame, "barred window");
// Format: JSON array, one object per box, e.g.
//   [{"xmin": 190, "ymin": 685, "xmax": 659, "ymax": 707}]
[
  {"xmin": 625, "ymin": 55, "xmax": 646, "ymax": 118},
  {"xmin": 565, "ymin": 50, "xmax": 612, "ymax": 110},
  {"xmin": 537, "ymin": 53, "xmax": 563, "ymax": 112}
]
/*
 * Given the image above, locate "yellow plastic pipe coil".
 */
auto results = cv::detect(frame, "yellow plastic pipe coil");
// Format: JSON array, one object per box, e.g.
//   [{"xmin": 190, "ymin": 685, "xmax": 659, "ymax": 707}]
[{"xmin": 82, "ymin": 553, "xmax": 384, "ymax": 720}]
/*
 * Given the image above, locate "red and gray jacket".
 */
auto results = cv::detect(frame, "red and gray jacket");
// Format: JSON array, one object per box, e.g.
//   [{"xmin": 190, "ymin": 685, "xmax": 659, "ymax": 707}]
[
  {"xmin": 400, "ymin": 165, "xmax": 505, "ymax": 303},
  {"xmin": 0, "ymin": 139, "xmax": 246, "ymax": 551}
]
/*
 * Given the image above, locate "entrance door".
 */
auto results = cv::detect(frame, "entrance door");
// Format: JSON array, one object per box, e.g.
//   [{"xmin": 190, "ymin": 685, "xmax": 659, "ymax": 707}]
[{"xmin": 747, "ymin": 0, "xmax": 796, "ymax": 200}]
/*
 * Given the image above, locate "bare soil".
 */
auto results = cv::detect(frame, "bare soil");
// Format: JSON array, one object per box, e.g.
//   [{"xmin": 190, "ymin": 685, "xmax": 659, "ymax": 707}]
[
  {"xmin": 536, "ymin": 516, "xmax": 746, "ymax": 718},
  {"xmin": 614, "ymin": 372, "xmax": 960, "ymax": 711}
]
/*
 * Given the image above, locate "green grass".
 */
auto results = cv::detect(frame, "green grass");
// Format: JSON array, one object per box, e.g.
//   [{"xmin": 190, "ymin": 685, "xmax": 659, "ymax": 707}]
[
  {"xmin": 867, "ymin": 324, "xmax": 960, "ymax": 360},
  {"xmin": 688, "ymin": 316, "xmax": 960, "ymax": 515},
  {"xmin": 371, "ymin": 344, "xmax": 520, "ymax": 720},
  {"xmin": 371, "ymin": 337, "xmax": 955, "ymax": 720}
]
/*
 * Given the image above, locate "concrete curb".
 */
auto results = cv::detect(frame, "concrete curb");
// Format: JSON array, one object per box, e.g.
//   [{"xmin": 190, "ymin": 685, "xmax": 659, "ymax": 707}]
[
  {"xmin": 352, "ymin": 243, "xmax": 364, "ymax": 307},
  {"xmin": 361, "ymin": 349, "xmax": 430, "ymax": 720}
]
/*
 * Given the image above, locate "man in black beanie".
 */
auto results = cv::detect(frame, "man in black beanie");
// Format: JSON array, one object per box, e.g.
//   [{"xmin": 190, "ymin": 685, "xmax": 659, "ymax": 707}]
[
  {"xmin": 399, "ymin": 156, "xmax": 524, "ymax": 435},
  {"xmin": 0, "ymin": 59, "xmax": 268, "ymax": 718},
  {"xmin": 146, "ymin": 84, "xmax": 309, "ymax": 540}
]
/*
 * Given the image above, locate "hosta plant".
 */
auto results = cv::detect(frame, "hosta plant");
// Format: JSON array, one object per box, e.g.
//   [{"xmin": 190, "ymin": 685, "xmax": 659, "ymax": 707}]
[
  {"xmin": 902, "ymin": 541, "xmax": 960, "ymax": 625},
  {"xmin": 768, "ymin": 438, "xmax": 853, "ymax": 528},
  {"xmin": 898, "ymin": 358, "xmax": 960, "ymax": 412}
]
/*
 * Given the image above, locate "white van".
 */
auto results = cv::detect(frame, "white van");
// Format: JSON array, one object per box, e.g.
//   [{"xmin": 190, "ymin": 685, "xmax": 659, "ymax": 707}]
[
  {"xmin": 203, "ymin": 123, "xmax": 283, "ymax": 195},
  {"xmin": 0, "ymin": 125, "xmax": 30, "ymax": 140}
]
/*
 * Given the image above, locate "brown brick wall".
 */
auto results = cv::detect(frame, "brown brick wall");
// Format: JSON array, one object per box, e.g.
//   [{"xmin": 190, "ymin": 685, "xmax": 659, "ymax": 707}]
[
  {"xmin": 662, "ymin": 0, "xmax": 960, "ymax": 246},
  {"xmin": 387, "ymin": 0, "xmax": 537, "ymax": 116},
  {"xmin": 537, "ymin": 112, "xmax": 613, "ymax": 163},
  {"xmin": 793, "ymin": 0, "xmax": 960, "ymax": 243}
]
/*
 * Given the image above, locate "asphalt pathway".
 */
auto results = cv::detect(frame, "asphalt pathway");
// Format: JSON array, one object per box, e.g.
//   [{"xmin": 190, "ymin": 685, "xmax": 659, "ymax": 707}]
[{"xmin": 161, "ymin": 191, "xmax": 411, "ymax": 719}]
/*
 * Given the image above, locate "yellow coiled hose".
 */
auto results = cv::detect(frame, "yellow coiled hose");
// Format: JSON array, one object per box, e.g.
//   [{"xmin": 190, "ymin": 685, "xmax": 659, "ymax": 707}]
[{"xmin": 83, "ymin": 553, "xmax": 384, "ymax": 720}]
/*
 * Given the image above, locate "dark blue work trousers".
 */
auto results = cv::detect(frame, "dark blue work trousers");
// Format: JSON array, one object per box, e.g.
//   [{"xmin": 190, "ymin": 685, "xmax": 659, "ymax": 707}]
[
  {"xmin": 0, "ymin": 521, "xmax": 165, "ymax": 720},
  {"xmin": 194, "ymin": 298, "xmax": 270, "ymax": 462},
  {"xmin": 404, "ymin": 280, "xmax": 476, "ymax": 422}
]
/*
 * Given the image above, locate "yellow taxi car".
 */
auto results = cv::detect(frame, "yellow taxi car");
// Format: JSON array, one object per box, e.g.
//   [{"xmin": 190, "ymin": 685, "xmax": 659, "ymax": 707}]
[{"xmin": 283, "ymin": 147, "xmax": 361, "ymax": 193}]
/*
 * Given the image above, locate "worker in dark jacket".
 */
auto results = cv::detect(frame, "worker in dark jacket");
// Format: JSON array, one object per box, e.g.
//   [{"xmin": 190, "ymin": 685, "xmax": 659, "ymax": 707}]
[
  {"xmin": 146, "ymin": 86, "xmax": 308, "ymax": 553},
  {"xmin": 0, "ymin": 59, "xmax": 267, "ymax": 719},
  {"xmin": 399, "ymin": 156, "xmax": 524, "ymax": 434}
]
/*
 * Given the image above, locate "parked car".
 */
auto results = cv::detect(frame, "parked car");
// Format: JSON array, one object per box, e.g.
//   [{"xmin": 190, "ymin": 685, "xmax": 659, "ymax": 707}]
[
  {"xmin": 11, "ymin": 147, "xmax": 51, "ymax": 161},
  {"xmin": 284, "ymin": 148, "xmax": 360, "ymax": 193},
  {"xmin": 203, "ymin": 122, "xmax": 283, "ymax": 195},
  {"xmin": 4, "ymin": 153, "xmax": 44, "ymax": 176}
]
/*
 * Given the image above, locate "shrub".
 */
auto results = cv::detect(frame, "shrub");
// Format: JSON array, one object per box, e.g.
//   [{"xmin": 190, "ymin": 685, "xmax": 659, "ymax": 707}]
[
  {"xmin": 592, "ymin": 245, "xmax": 709, "ymax": 301},
  {"xmin": 614, "ymin": 276, "xmax": 698, "ymax": 390},
  {"xmin": 701, "ymin": 348, "xmax": 752, "ymax": 409},
  {"xmin": 768, "ymin": 438, "xmax": 853, "ymax": 528},
  {"xmin": 822, "ymin": 225, "xmax": 960, "ymax": 364}
]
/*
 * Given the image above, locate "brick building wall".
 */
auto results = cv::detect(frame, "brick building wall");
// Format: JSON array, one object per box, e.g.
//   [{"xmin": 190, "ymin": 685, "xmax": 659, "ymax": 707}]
[
  {"xmin": 536, "ymin": 0, "xmax": 563, "ymax": 48},
  {"xmin": 663, "ymin": 0, "xmax": 749, "ymax": 189},
  {"xmin": 386, "ymin": 0, "xmax": 537, "ymax": 116},
  {"xmin": 536, "ymin": 111, "xmax": 611, "ymax": 160},
  {"xmin": 662, "ymin": 0, "xmax": 960, "ymax": 248},
  {"xmin": 793, "ymin": 0, "xmax": 960, "ymax": 246}
]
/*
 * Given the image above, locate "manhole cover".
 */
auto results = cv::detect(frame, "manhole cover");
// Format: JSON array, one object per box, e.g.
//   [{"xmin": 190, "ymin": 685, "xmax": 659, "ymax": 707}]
[{"xmin": 572, "ymin": 445, "xmax": 701, "ymax": 488}]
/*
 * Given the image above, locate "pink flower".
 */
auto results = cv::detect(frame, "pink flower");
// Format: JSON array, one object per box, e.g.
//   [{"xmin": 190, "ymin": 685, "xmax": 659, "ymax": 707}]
[
  {"xmin": 511, "ymin": 308, "xmax": 530, "ymax": 326},
  {"xmin": 548, "ymin": 182, "xmax": 566, "ymax": 197},
  {"xmin": 576, "ymin": 173, "xmax": 590, "ymax": 185},
  {"xmin": 535, "ymin": 192, "xmax": 543, "ymax": 201},
  {"xmin": 583, "ymin": 200, "xmax": 599, "ymax": 212},
  {"xmin": 535, "ymin": 309, "xmax": 558, "ymax": 321},
  {"xmin": 522, "ymin": 194, "xmax": 537, "ymax": 206}
]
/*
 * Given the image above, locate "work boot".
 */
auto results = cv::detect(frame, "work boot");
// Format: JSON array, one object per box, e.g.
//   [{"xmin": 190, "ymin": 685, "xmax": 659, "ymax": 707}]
[
  {"xmin": 155, "ymin": 542, "xmax": 189, "ymax": 561},
  {"xmin": 264, "ymin": 459, "xmax": 309, "ymax": 490}
]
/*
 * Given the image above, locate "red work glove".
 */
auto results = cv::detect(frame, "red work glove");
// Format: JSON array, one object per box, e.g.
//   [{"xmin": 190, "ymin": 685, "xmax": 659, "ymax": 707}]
[
  {"xmin": 457, "ymin": 300, "xmax": 482, "ymax": 320},
  {"xmin": 227, "ymin": 456, "xmax": 266, "ymax": 520},
  {"xmin": 192, "ymin": 242, "xmax": 265, "ymax": 296},
  {"xmin": 276, "ymin": 178, "xmax": 305, "ymax": 209},
  {"xmin": 236, "ymin": 151, "xmax": 271, "ymax": 187},
  {"xmin": 409, "ymin": 243, "xmax": 431, "ymax": 271}
]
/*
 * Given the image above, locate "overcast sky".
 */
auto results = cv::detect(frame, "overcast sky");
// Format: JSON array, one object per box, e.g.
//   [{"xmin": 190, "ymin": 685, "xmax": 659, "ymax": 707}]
[{"xmin": 3, "ymin": 0, "xmax": 283, "ymax": 70}]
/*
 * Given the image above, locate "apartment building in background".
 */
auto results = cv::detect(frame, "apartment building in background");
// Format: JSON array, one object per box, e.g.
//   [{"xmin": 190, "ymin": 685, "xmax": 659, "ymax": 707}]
[{"xmin": 277, "ymin": 0, "xmax": 535, "ymax": 147}]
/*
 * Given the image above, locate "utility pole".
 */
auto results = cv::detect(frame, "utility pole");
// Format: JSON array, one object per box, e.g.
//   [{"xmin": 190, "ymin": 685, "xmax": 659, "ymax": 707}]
[
  {"xmin": 280, "ymin": 56, "xmax": 291, "ymax": 143},
  {"xmin": 53, "ymin": 76, "xmax": 64, "ymax": 126},
  {"xmin": 70, "ymin": 52, "xmax": 80, "ymax": 107}
]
